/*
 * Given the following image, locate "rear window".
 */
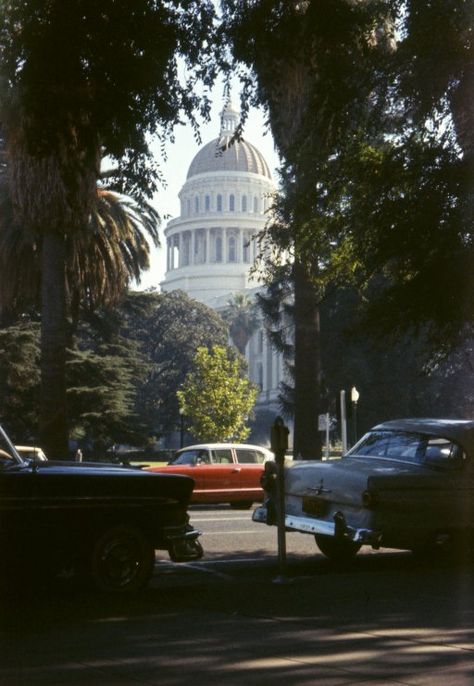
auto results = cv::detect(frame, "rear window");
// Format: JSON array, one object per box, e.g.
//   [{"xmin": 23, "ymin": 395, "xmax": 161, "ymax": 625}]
[
  {"xmin": 348, "ymin": 431, "xmax": 465, "ymax": 469},
  {"xmin": 235, "ymin": 449, "xmax": 266, "ymax": 464}
]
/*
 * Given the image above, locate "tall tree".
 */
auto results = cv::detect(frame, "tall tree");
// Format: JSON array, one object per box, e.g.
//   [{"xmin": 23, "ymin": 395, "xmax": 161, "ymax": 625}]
[
  {"xmin": 222, "ymin": 292, "xmax": 260, "ymax": 355},
  {"xmin": 0, "ymin": 1, "xmax": 219, "ymax": 457},
  {"xmin": 222, "ymin": 0, "xmax": 393, "ymax": 457}
]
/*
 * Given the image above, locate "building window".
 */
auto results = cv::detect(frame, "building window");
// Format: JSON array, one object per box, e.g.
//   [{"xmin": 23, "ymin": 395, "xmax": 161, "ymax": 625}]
[
  {"xmin": 257, "ymin": 362, "xmax": 263, "ymax": 391},
  {"xmin": 182, "ymin": 232, "xmax": 191, "ymax": 266},
  {"xmin": 243, "ymin": 232, "xmax": 252, "ymax": 263},
  {"xmin": 229, "ymin": 194, "xmax": 235, "ymax": 211},
  {"xmin": 217, "ymin": 194, "xmax": 222, "ymax": 212},
  {"xmin": 194, "ymin": 229, "xmax": 206, "ymax": 264},
  {"xmin": 215, "ymin": 236, "xmax": 222, "ymax": 262},
  {"xmin": 205, "ymin": 195, "xmax": 210, "ymax": 211},
  {"xmin": 242, "ymin": 195, "xmax": 247, "ymax": 212},
  {"xmin": 228, "ymin": 235, "xmax": 236, "ymax": 262},
  {"xmin": 195, "ymin": 196, "xmax": 199, "ymax": 213},
  {"xmin": 253, "ymin": 196, "xmax": 258, "ymax": 213},
  {"xmin": 187, "ymin": 199, "xmax": 191, "ymax": 216}
]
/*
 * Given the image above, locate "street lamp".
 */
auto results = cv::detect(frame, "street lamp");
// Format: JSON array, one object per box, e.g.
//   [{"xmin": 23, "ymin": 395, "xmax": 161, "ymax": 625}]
[
  {"xmin": 350, "ymin": 386, "xmax": 360, "ymax": 444},
  {"xmin": 179, "ymin": 407, "xmax": 185, "ymax": 448}
]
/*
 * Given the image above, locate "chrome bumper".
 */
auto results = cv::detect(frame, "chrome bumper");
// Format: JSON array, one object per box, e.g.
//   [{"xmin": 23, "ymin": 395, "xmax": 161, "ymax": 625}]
[{"xmin": 252, "ymin": 505, "xmax": 381, "ymax": 547}]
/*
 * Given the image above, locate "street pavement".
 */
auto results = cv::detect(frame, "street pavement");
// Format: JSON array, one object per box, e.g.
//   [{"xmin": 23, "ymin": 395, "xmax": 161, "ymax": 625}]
[{"xmin": 1, "ymin": 512, "xmax": 473, "ymax": 686}]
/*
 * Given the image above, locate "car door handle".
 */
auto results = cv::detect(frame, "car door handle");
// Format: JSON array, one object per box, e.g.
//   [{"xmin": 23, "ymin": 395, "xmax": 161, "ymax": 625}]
[{"xmin": 232, "ymin": 467, "xmax": 241, "ymax": 473}]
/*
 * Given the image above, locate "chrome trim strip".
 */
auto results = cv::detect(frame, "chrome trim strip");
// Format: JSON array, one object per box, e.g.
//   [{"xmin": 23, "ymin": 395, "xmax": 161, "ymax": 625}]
[
  {"xmin": 285, "ymin": 513, "xmax": 336, "ymax": 537},
  {"xmin": 252, "ymin": 506, "xmax": 378, "ymax": 545}
]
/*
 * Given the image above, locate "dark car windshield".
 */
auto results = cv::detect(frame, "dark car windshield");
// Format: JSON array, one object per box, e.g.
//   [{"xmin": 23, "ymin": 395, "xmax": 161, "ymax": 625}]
[{"xmin": 347, "ymin": 430, "xmax": 465, "ymax": 470}]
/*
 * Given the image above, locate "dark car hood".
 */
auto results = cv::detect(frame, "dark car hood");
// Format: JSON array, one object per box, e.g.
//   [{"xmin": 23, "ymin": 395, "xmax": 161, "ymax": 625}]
[{"xmin": 3, "ymin": 460, "xmax": 196, "ymax": 505}]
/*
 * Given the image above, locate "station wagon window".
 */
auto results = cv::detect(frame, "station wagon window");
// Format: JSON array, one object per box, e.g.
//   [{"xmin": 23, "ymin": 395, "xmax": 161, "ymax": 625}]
[
  {"xmin": 235, "ymin": 449, "xmax": 266, "ymax": 464},
  {"xmin": 211, "ymin": 449, "xmax": 233, "ymax": 464},
  {"xmin": 349, "ymin": 431, "xmax": 465, "ymax": 469}
]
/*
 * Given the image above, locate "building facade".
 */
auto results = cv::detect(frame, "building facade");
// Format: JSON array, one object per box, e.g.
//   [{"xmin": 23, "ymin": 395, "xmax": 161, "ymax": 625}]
[{"xmin": 160, "ymin": 104, "xmax": 284, "ymax": 421}]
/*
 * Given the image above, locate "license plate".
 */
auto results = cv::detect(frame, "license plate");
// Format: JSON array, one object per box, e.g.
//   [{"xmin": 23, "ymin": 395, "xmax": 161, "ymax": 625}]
[{"xmin": 302, "ymin": 496, "xmax": 328, "ymax": 517}]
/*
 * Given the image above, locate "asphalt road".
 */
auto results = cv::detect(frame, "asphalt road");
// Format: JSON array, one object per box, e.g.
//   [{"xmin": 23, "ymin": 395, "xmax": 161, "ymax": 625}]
[{"xmin": 1, "ymin": 505, "xmax": 473, "ymax": 686}]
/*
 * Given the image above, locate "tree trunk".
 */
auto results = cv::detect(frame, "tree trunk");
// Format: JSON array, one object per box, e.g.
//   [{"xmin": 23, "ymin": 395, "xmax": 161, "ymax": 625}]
[
  {"xmin": 293, "ymin": 261, "xmax": 322, "ymax": 459},
  {"xmin": 39, "ymin": 231, "xmax": 69, "ymax": 458}
]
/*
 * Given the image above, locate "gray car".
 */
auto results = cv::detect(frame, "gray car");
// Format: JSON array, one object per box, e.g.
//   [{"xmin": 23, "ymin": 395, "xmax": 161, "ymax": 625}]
[{"xmin": 253, "ymin": 419, "xmax": 474, "ymax": 561}]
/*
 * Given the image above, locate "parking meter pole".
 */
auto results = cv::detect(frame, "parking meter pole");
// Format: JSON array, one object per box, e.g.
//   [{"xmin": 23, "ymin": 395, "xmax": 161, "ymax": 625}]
[{"xmin": 271, "ymin": 416, "xmax": 289, "ymax": 584}]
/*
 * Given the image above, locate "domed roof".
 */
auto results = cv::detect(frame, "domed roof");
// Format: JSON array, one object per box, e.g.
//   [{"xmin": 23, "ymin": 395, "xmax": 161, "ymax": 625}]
[{"xmin": 186, "ymin": 103, "xmax": 272, "ymax": 180}]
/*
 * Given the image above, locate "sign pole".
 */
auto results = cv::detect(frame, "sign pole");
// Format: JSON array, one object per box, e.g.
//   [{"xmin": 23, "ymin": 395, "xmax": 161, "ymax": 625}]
[{"xmin": 340, "ymin": 389, "xmax": 348, "ymax": 454}]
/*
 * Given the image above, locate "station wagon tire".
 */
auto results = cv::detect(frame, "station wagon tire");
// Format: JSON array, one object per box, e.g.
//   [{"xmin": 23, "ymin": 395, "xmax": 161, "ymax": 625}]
[
  {"xmin": 230, "ymin": 501, "xmax": 253, "ymax": 510},
  {"xmin": 315, "ymin": 534, "xmax": 361, "ymax": 562},
  {"xmin": 90, "ymin": 526, "xmax": 155, "ymax": 592}
]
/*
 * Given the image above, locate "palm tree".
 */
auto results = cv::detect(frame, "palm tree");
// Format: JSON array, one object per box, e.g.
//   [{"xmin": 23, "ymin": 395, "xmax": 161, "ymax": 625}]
[
  {"xmin": 0, "ymin": 1, "xmax": 219, "ymax": 457},
  {"xmin": 222, "ymin": 293, "xmax": 260, "ymax": 356},
  {"xmin": 0, "ymin": 147, "xmax": 159, "ymax": 455}
]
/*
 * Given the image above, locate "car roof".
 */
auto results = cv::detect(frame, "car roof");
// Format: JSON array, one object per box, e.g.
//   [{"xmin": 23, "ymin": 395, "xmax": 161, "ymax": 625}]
[
  {"xmin": 372, "ymin": 419, "xmax": 474, "ymax": 454},
  {"xmin": 178, "ymin": 443, "xmax": 273, "ymax": 453}
]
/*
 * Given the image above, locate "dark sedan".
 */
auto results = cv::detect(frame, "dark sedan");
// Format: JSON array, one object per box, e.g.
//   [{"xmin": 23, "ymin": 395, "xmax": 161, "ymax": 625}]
[{"xmin": 0, "ymin": 425, "xmax": 202, "ymax": 591}]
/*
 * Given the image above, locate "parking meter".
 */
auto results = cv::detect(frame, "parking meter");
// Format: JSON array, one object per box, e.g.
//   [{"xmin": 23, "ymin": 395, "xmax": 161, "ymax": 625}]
[{"xmin": 270, "ymin": 416, "xmax": 289, "ymax": 582}]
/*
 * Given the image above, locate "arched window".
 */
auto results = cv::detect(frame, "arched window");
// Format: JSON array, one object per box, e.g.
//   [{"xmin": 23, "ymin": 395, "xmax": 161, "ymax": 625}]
[
  {"xmin": 253, "ymin": 196, "xmax": 258, "ymax": 213},
  {"xmin": 229, "ymin": 194, "xmax": 235, "ymax": 211},
  {"xmin": 217, "ymin": 194, "xmax": 222, "ymax": 212},
  {"xmin": 195, "ymin": 196, "xmax": 199, "ymax": 213},
  {"xmin": 205, "ymin": 195, "xmax": 210, "ymax": 211},
  {"xmin": 242, "ymin": 195, "xmax": 247, "ymax": 212}
]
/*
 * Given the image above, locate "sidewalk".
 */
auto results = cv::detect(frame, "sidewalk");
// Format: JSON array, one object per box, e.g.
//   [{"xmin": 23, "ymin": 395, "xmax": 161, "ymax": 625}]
[{"xmin": 1, "ymin": 556, "xmax": 473, "ymax": 685}]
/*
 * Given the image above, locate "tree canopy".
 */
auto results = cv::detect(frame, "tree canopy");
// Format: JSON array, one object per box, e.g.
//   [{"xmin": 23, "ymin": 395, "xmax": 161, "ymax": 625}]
[
  {"xmin": 177, "ymin": 345, "xmax": 258, "ymax": 442},
  {"xmin": 0, "ymin": 1, "xmax": 221, "ymax": 456}
]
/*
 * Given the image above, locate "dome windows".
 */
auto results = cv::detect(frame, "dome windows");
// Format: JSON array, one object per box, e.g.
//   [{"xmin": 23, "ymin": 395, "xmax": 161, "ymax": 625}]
[
  {"xmin": 229, "ymin": 194, "xmax": 235, "ymax": 212},
  {"xmin": 217, "ymin": 194, "xmax": 223, "ymax": 212}
]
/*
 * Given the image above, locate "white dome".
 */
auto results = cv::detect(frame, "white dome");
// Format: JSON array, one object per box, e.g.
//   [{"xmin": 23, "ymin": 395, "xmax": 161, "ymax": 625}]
[
  {"xmin": 187, "ymin": 136, "xmax": 272, "ymax": 179},
  {"xmin": 186, "ymin": 103, "xmax": 272, "ymax": 180}
]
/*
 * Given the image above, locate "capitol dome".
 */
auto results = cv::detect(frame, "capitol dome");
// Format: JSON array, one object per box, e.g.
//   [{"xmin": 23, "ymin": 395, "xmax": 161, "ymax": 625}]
[
  {"xmin": 161, "ymin": 101, "xmax": 275, "ymax": 306},
  {"xmin": 187, "ymin": 104, "xmax": 272, "ymax": 180}
]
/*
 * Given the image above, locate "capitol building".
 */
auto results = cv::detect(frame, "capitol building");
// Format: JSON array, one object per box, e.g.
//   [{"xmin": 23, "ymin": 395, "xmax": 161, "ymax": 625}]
[{"xmin": 160, "ymin": 103, "xmax": 284, "ymax": 425}]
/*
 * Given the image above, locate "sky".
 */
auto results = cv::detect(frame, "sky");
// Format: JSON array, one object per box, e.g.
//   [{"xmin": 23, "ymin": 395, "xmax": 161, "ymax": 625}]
[{"xmin": 138, "ymin": 88, "xmax": 281, "ymax": 290}]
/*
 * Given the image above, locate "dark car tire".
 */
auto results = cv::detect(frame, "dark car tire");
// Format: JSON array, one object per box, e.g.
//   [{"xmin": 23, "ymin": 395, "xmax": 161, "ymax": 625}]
[
  {"xmin": 90, "ymin": 526, "xmax": 155, "ymax": 593},
  {"xmin": 315, "ymin": 534, "xmax": 361, "ymax": 562},
  {"xmin": 230, "ymin": 501, "xmax": 253, "ymax": 510}
]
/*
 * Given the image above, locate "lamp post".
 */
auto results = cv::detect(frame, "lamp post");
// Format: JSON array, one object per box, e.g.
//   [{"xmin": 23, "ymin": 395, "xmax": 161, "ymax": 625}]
[
  {"xmin": 351, "ymin": 386, "xmax": 360, "ymax": 444},
  {"xmin": 179, "ymin": 408, "xmax": 185, "ymax": 448}
]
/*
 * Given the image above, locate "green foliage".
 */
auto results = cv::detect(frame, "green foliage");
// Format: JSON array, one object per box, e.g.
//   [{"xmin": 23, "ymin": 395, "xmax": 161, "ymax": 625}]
[
  {"xmin": 77, "ymin": 289, "xmax": 231, "ymax": 440},
  {"xmin": 177, "ymin": 345, "xmax": 258, "ymax": 442},
  {"xmin": 0, "ymin": 1, "xmax": 222, "ymax": 456},
  {"xmin": 221, "ymin": 292, "xmax": 260, "ymax": 355},
  {"xmin": 67, "ymin": 342, "xmax": 148, "ymax": 452},
  {"xmin": 0, "ymin": 321, "xmax": 41, "ymax": 439}
]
